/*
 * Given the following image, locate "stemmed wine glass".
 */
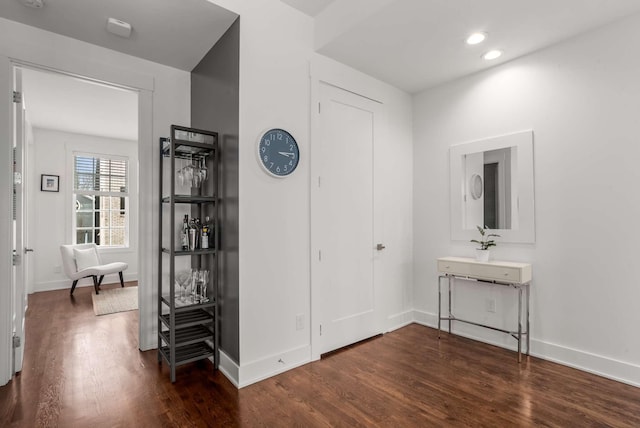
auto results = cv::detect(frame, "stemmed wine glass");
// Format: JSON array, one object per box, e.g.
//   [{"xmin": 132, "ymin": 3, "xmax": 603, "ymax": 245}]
[
  {"xmin": 199, "ymin": 270, "xmax": 209, "ymax": 303},
  {"xmin": 184, "ymin": 155, "xmax": 194, "ymax": 187},
  {"xmin": 192, "ymin": 160, "xmax": 202, "ymax": 188},
  {"xmin": 177, "ymin": 158, "xmax": 185, "ymax": 187},
  {"xmin": 175, "ymin": 270, "xmax": 191, "ymax": 303},
  {"xmin": 199, "ymin": 157, "xmax": 208, "ymax": 182}
]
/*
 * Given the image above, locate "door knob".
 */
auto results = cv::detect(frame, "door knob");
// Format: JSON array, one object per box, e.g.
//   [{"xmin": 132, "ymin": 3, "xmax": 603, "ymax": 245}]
[
  {"xmin": 24, "ymin": 248, "xmax": 34, "ymax": 253},
  {"xmin": 376, "ymin": 243, "xmax": 386, "ymax": 251}
]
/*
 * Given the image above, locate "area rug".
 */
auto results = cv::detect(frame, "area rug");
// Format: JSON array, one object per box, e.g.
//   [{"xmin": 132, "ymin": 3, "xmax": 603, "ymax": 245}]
[{"xmin": 91, "ymin": 286, "xmax": 138, "ymax": 316}]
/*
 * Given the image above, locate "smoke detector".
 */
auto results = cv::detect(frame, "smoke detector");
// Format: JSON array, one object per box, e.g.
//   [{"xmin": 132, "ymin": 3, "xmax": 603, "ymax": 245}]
[
  {"xmin": 106, "ymin": 17, "xmax": 132, "ymax": 38},
  {"xmin": 19, "ymin": 0, "xmax": 44, "ymax": 8}
]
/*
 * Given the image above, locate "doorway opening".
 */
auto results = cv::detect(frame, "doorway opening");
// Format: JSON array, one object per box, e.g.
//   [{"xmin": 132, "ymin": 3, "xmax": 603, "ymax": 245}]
[{"xmin": 13, "ymin": 64, "xmax": 140, "ymax": 374}]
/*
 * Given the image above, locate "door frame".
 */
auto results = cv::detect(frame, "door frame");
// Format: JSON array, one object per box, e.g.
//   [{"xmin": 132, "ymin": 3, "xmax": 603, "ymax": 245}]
[
  {"xmin": 0, "ymin": 54, "xmax": 154, "ymax": 385},
  {"xmin": 309, "ymin": 61, "xmax": 386, "ymax": 361}
]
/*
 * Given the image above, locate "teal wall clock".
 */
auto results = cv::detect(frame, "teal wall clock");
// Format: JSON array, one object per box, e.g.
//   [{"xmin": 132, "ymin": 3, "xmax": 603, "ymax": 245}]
[{"xmin": 258, "ymin": 128, "xmax": 299, "ymax": 177}]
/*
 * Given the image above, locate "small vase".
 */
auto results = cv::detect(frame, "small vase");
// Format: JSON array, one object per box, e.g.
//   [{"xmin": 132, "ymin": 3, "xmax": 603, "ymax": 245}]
[{"xmin": 475, "ymin": 249, "xmax": 490, "ymax": 262}]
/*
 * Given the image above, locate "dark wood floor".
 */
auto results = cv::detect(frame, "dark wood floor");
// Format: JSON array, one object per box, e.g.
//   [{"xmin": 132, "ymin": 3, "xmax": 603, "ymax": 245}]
[{"xmin": 1, "ymin": 285, "xmax": 640, "ymax": 427}]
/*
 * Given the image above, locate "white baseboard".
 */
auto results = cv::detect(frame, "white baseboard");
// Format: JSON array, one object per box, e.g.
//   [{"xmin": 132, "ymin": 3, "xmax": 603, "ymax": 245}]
[
  {"xmin": 413, "ymin": 309, "xmax": 438, "ymax": 328},
  {"xmin": 412, "ymin": 309, "xmax": 640, "ymax": 388},
  {"xmin": 219, "ymin": 350, "xmax": 240, "ymax": 388},
  {"xmin": 531, "ymin": 339, "xmax": 640, "ymax": 388},
  {"xmin": 386, "ymin": 309, "xmax": 415, "ymax": 332},
  {"xmin": 237, "ymin": 345, "xmax": 311, "ymax": 388},
  {"xmin": 34, "ymin": 271, "xmax": 138, "ymax": 293}
]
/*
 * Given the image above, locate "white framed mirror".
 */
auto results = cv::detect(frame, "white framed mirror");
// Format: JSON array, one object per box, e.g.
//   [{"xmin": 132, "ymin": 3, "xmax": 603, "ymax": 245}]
[{"xmin": 450, "ymin": 130, "xmax": 535, "ymax": 243}]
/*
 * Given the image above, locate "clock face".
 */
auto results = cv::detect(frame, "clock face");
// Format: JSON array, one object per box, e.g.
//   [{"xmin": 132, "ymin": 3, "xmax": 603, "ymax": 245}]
[{"xmin": 258, "ymin": 128, "xmax": 299, "ymax": 177}]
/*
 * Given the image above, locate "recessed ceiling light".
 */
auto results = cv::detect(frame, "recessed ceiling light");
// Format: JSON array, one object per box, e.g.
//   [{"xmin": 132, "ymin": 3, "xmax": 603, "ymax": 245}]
[
  {"xmin": 18, "ymin": 0, "xmax": 44, "ymax": 8},
  {"xmin": 466, "ymin": 32, "xmax": 486, "ymax": 45},
  {"xmin": 483, "ymin": 50, "xmax": 503, "ymax": 60}
]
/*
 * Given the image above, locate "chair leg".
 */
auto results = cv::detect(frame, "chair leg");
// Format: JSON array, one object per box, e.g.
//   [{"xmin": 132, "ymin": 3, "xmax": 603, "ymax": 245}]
[
  {"xmin": 98, "ymin": 275, "xmax": 105, "ymax": 285},
  {"xmin": 92, "ymin": 276, "xmax": 100, "ymax": 294},
  {"xmin": 70, "ymin": 280, "xmax": 79, "ymax": 295},
  {"xmin": 119, "ymin": 271, "xmax": 125, "ymax": 288}
]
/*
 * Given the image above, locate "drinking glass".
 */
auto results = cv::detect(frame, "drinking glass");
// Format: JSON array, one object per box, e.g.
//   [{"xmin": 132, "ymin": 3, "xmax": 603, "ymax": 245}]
[
  {"xmin": 191, "ymin": 269, "xmax": 200, "ymax": 302},
  {"xmin": 199, "ymin": 270, "xmax": 209, "ymax": 302},
  {"xmin": 192, "ymin": 163, "xmax": 202, "ymax": 188},
  {"xmin": 175, "ymin": 270, "xmax": 191, "ymax": 303},
  {"xmin": 177, "ymin": 159, "xmax": 185, "ymax": 187},
  {"xmin": 199, "ymin": 157, "xmax": 208, "ymax": 182},
  {"xmin": 184, "ymin": 156, "xmax": 194, "ymax": 186}
]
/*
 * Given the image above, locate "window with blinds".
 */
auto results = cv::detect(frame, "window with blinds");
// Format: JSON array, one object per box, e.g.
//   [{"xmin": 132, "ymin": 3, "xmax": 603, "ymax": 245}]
[{"xmin": 73, "ymin": 155, "xmax": 129, "ymax": 247}]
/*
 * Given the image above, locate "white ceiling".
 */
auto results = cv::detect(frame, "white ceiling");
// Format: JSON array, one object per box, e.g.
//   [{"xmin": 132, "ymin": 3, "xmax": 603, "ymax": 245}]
[
  {"xmin": 280, "ymin": 0, "xmax": 335, "ymax": 17},
  {"xmin": 4, "ymin": 0, "xmax": 640, "ymax": 138},
  {"xmin": 313, "ymin": 0, "xmax": 640, "ymax": 93},
  {"xmin": 0, "ymin": 0, "xmax": 238, "ymax": 71}
]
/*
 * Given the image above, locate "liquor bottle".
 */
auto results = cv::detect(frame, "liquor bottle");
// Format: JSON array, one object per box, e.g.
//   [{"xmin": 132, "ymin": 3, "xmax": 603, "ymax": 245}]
[
  {"xmin": 188, "ymin": 218, "xmax": 197, "ymax": 251},
  {"xmin": 201, "ymin": 216, "xmax": 210, "ymax": 249},
  {"xmin": 195, "ymin": 218, "xmax": 202, "ymax": 249},
  {"xmin": 181, "ymin": 214, "xmax": 189, "ymax": 251}
]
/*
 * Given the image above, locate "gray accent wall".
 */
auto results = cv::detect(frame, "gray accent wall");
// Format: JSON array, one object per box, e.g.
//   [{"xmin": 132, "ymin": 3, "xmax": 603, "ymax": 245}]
[{"xmin": 191, "ymin": 18, "xmax": 240, "ymax": 364}]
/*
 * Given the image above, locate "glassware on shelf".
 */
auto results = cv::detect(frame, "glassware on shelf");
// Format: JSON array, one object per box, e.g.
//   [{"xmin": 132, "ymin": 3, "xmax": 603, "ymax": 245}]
[
  {"xmin": 177, "ymin": 159, "xmax": 185, "ymax": 187},
  {"xmin": 175, "ymin": 155, "xmax": 208, "ymax": 190},
  {"xmin": 192, "ymin": 163, "xmax": 202, "ymax": 188},
  {"xmin": 199, "ymin": 157, "xmax": 208, "ymax": 182},
  {"xmin": 184, "ymin": 156, "xmax": 194, "ymax": 186},
  {"xmin": 175, "ymin": 270, "xmax": 192, "ymax": 302},
  {"xmin": 188, "ymin": 269, "xmax": 209, "ymax": 304},
  {"xmin": 200, "ymin": 270, "xmax": 209, "ymax": 303}
]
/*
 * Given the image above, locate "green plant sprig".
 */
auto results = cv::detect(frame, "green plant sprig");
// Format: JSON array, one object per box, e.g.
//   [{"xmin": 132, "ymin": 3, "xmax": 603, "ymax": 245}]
[{"xmin": 471, "ymin": 225, "xmax": 500, "ymax": 250}]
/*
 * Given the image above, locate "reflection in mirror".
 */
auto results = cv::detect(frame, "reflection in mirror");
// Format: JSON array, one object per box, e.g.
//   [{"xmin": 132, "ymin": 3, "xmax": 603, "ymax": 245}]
[
  {"xmin": 464, "ymin": 147, "xmax": 515, "ymax": 229},
  {"xmin": 450, "ymin": 130, "xmax": 535, "ymax": 244}
]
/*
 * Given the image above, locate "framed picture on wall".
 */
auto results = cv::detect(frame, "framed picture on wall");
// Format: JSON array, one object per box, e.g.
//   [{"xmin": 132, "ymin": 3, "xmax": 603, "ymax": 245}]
[{"xmin": 41, "ymin": 174, "xmax": 59, "ymax": 192}]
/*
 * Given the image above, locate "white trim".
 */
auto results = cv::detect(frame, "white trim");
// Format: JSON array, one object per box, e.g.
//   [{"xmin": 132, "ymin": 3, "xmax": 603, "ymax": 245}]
[
  {"xmin": 385, "ymin": 309, "xmax": 415, "ymax": 332},
  {"xmin": 237, "ymin": 345, "xmax": 311, "ymax": 388},
  {"xmin": 0, "ymin": 56, "xmax": 154, "ymax": 385},
  {"xmin": 411, "ymin": 309, "xmax": 640, "ymax": 388},
  {"xmin": 71, "ymin": 152, "xmax": 131, "ymax": 247},
  {"xmin": 137, "ymin": 89, "xmax": 154, "ymax": 351},
  {"xmin": 532, "ymin": 339, "xmax": 640, "ymax": 389},
  {"xmin": 218, "ymin": 350, "xmax": 240, "ymax": 388},
  {"xmin": 7, "ymin": 57, "xmax": 154, "ymax": 93},
  {"xmin": 0, "ymin": 55, "xmax": 13, "ymax": 385},
  {"xmin": 449, "ymin": 130, "xmax": 535, "ymax": 243}
]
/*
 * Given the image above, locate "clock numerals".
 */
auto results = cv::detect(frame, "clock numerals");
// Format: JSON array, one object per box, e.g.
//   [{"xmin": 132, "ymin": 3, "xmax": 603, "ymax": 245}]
[{"xmin": 259, "ymin": 129, "xmax": 299, "ymax": 177}]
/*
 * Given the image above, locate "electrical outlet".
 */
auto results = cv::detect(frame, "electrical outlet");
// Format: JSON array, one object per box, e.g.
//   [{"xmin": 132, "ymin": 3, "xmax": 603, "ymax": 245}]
[
  {"xmin": 296, "ymin": 314, "xmax": 304, "ymax": 330},
  {"xmin": 487, "ymin": 298, "xmax": 496, "ymax": 313},
  {"xmin": 53, "ymin": 265, "xmax": 62, "ymax": 273}
]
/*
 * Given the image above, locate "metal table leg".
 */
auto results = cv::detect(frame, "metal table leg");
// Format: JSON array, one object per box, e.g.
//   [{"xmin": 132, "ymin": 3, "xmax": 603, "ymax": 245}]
[
  {"xmin": 517, "ymin": 285, "xmax": 523, "ymax": 363},
  {"xmin": 526, "ymin": 282, "xmax": 530, "ymax": 356},
  {"xmin": 438, "ymin": 276, "xmax": 442, "ymax": 338},
  {"xmin": 448, "ymin": 275, "xmax": 452, "ymax": 335}
]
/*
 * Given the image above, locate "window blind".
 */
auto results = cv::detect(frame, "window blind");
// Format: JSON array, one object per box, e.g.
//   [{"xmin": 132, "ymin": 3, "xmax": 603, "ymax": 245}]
[{"xmin": 74, "ymin": 156, "xmax": 128, "ymax": 194}]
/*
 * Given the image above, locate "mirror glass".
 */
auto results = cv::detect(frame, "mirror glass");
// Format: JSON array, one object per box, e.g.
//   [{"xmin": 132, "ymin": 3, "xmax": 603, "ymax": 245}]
[{"xmin": 450, "ymin": 130, "xmax": 535, "ymax": 243}]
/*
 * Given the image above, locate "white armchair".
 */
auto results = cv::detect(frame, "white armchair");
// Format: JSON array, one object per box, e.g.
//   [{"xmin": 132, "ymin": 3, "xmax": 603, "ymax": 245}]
[{"xmin": 60, "ymin": 243, "xmax": 128, "ymax": 295}]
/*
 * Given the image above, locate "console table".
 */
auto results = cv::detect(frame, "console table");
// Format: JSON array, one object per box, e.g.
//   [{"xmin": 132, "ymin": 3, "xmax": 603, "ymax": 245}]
[{"xmin": 437, "ymin": 256, "xmax": 532, "ymax": 362}]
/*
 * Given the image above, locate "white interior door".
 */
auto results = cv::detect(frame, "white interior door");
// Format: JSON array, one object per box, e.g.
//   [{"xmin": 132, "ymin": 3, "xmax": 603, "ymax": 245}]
[
  {"xmin": 313, "ymin": 83, "xmax": 381, "ymax": 355},
  {"xmin": 12, "ymin": 67, "xmax": 27, "ymax": 374}
]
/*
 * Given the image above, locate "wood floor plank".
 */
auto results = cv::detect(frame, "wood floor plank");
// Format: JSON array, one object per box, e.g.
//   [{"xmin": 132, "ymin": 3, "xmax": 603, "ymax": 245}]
[{"xmin": 1, "ymin": 284, "xmax": 640, "ymax": 427}]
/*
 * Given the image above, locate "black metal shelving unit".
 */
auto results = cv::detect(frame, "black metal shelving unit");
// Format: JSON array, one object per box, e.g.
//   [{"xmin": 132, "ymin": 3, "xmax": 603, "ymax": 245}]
[{"xmin": 158, "ymin": 125, "xmax": 219, "ymax": 383}]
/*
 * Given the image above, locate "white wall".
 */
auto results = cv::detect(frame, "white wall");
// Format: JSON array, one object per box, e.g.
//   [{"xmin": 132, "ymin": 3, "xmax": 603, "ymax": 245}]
[
  {"xmin": 210, "ymin": 0, "xmax": 413, "ymax": 387},
  {"xmin": 0, "ymin": 16, "xmax": 191, "ymax": 384},
  {"xmin": 31, "ymin": 128, "xmax": 138, "ymax": 292},
  {"xmin": 413, "ymin": 14, "xmax": 640, "ymax": 386}
]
